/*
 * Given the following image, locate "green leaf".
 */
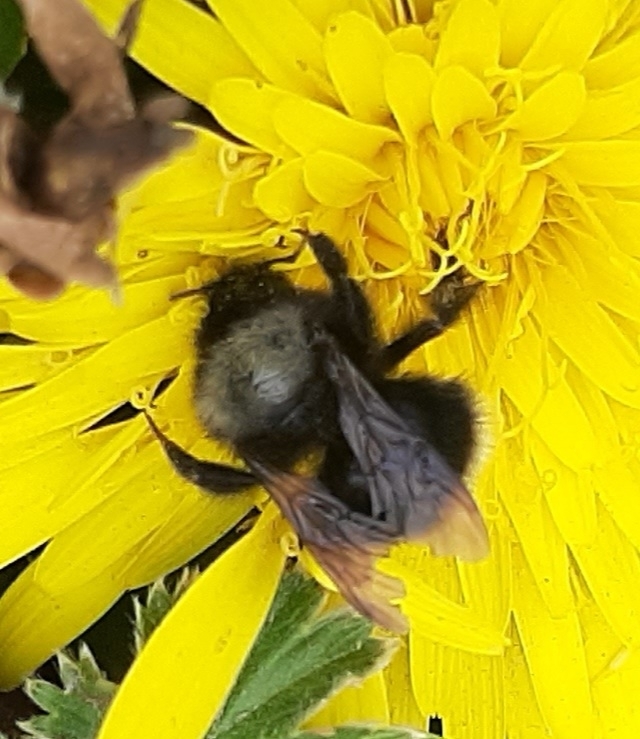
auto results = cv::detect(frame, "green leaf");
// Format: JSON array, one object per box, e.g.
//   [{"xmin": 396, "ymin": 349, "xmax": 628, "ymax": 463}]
[
  {"xmin": 19, "ymin": 646, "xmax": 116, "ymax": 739},
  {"xmin": 0, "ymin": 0, "xmax": 24, "ymax": 80},
  {"xmin": 207, "ymin": 570, "xmax": 395, "ymax": 739},
  {"xmin": 295, "ymin": 727, "xmax": 439, "ymax": 739}
]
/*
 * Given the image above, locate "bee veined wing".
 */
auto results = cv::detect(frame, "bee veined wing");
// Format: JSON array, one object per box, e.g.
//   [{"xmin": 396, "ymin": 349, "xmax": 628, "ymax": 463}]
[
  {"xmin": 245, "ymin": 457, "xmax": 409, "ymax": 634},
  {"xmin": 323, "ymin": 344, "xmax": 489, "ymax": 562}
]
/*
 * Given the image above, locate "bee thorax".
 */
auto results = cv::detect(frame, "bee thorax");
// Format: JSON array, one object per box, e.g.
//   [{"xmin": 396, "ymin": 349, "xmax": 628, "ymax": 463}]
[{"xmin": 193, "ymin": 304, "xmax": 315, "ymax": 442}]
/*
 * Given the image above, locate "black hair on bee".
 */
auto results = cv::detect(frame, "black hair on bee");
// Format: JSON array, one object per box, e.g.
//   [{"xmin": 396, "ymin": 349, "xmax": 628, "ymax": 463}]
[{"xmin": 147, "ymin": 231, "xmax": 488, "ymax": 632}]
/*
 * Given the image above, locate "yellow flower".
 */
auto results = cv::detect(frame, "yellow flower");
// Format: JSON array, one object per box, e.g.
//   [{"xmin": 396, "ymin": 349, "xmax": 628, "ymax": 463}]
[{"xmin": 1, "ymin": 0, "xmax": 639, "ymax": 736}]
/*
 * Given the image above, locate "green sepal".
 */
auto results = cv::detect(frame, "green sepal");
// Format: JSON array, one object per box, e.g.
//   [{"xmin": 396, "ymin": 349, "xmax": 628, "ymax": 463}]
[{"xmin": 18, "ymin": 645, "xmax": 116, "ymax": 739}]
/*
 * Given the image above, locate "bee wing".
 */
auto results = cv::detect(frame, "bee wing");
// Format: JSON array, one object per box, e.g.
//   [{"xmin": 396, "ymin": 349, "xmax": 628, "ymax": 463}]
[
  {"xmin": 245, "ymin": 457, "xmax": 408, "ymax": 633},
  {"xmin": 323, "ymin": 344, "xmax": 489, "ymax": 562}
]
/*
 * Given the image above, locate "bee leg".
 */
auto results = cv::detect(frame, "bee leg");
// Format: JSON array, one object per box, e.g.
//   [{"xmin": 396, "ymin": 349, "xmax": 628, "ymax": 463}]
[
  {"xmin": 298, "ymin": 230, "xmax": 375, "ymax": 351},
  {"xmin": 145, "ymin": 413, "xmax": 257, "ymax": 494},
  {"xmin": 377, "ymin": 273, "xmax": 480, "ymax": 372}
]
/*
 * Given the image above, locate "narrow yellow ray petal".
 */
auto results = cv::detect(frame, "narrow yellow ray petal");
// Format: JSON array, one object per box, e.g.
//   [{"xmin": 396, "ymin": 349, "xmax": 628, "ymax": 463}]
[
  {"xmin": 584, "ymin": 28, "xmax": 640, "ymax": 88},
  {"xmin": 383, "ymin": 53, "xmax": 435, "ymax": 141},
  {"xmin": 97, "ymin": 510, "xmax": 287, "ymax": 739},
  {"xmin": 511, "ymin": 545, "xmax": 593, "ymax": 739},
  {"xmin": 559, "ymin": 140, "xmax": 640, "ymax": 187},
  {"xmin": 253, "ymin": 159, "xmax": 316, "ymax": 222},
  {"xmin": 551, "ymin": 228, "xmax": 640, "ymax": 322},
  {"xmin": 432, "ymin": 66, "xmax": 497, "ymax": 140},
  {"xmin": 504, "ymin": 627, "xmax": 555, "ymax": 739},
  {"xmin": 273, "ymin": 97, "xmax": 399, "ymax": 161},
  {"xmin": 8, "ymin": 274, "xmax": 189, "ymax": 344},
  {"xmin": 496, "ymin": 439, "xmax": 574, "ymax": 618},
  {"xmin": 530, "ymin": 429, "xmax": 597, "ymax": 548},
  {"xmin": 207, "ymin": 0, "xmax": 333, "ymax": 102},
  {"xmin": 564, "ymin": 76, "xmax": 640, "ymax": 140},
  {"xmin": 291, "ymin": 0, "xmax": 377, "ymax": 33},
  {"xmin": 496, "ymin": 311, "xmax": 598, "ymax": 470},
  {"xmin": 121, "ymin": 490, "xmax": 254, "ymax": 588},
  {"xmin": 535, "ymin": 263, "xmax": 640, "ymax": 409},
  {"xmin": 324, "ymin": 11, "xmax": 394, "ymax": 124},
  {"xmin": 32, "ymin": 451, "xmax": 176, "ymax": 593},
  {"xmin": 379, "ymin": 559, "xmax": 507, "ymax": 655},
  {"xmin": 512, "ymin": 72, "xmax": 586, "ymax": 141},
  {"xmin": 593, "ymin": 650, "xmax": 640, "ymax": 738},
  {"xmin": 303, "ymin": 151, "xmax": 387, "ymax": 207},
  {"xmin": 126, "ymin": 128, "xmax": 227, "ymax": 208},
  {"xmin": 519, "ymin": 0, "xmax": 607, "ymax": 73},
  {"xmin": 0, "ymin": 555, "xmax": 133, "ymax": 689},
  {"xmin": 594, "ymin": 460, "xmax": 640, "ymax": 551},
  {"xmin": 0, "ymin": 344, "xmax": 77, "ymax": 391},
  {"xmin": 495, "ymin": 0, "xmax": 557, "ymax": 68},
  {"xmin": 411, "ymin": 644, "xmax": 504, "ymax": 739},
  {"xmin": 0, "ymin": 422, "xmax": 144, "ymax": 567},
  {"xmin": 82, "ymin": 0, "xmax": 259, "ymax": 104},
  {"xmin": 209, "ymin": 79, "xmax": 298, "ymax": 157},
  {"xmin": 580, "ymin": 587, "xmax": 640, "ymax": 735},
  {"xmin": 484, "ymin": 171, "xmax": 547, "ymax": 258},
  {"xmin": 383, "ymin": 643, "xmax": 424, "ymax": 729},
  {"xmin": 305, "ymin": 672, "xmax": 389, "ymax": 729},
  {"xmin": 0, "ymin": 314, "xmax": 190, "ymax": 440},
  {"xmin": 435, "ymin": 0, "xmax": 500, "ymax": 78},
  {"xmin": 125, "ymin": 185, "xmax": 269, "ymax": 242},
  {"xmin": 458, "ymin": 508, "xmax": 512, "ymax": 634},
  {"xmin": 573, "ymin": 500, "xmax": 640, "ymax": 649},
  {"xmin": 588, "ymin": 190, "xmax": 640, "ymax": 258}
]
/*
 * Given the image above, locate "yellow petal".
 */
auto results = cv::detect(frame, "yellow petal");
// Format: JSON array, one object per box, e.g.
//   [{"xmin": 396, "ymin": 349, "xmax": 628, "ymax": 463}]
[
  {"xmin": 458, "ymin": 508, "xmax": 512, "ymax": 634},
  {"xmin": 388, "ymin": 24, "xmax": 435, "ymax": 58},
  {"xmin": 530, "ymin": 433, "xmax": 597, "ymax": 548},
  {"xmin": 584, "ymin": 27, "xmax": 640, "ymax": 88},
  {"xmin": 273, "ymin": 96, "xmax": 399, "ymax": 161},
  {"xmin": 496, "ymin": 0, "xmax": 558, "ymax": 68},
  {"xmin": 411, "ymin": 644, "xmax": 504, "ymax": 739},
  {"xmin": 435, "ymin": 0, "xmax": 500, "ymax": 78},
  {"xmin": 497, "ymin": 440, "xmax": 574, "ymax": 618},
  {"xmin": 432, "ymin": 66, "xmax": 497, "ymax": 140},
  {"xmin": 383, "ymin": 643, "xmax": 424, "ymax": 728},
  {"xmin": 511, "ymin": 544, "xmax": 593, "ymax": 739},
  {"xmin": 380, "ymin": 558, "xmax": 507, "ymax": 656},
  {"xmin": 383, "ymin": 53, "xmax": 435, "ymax": 141},
  {"xmin": 573, "ymin": 500, "xmax": 640, "ymax": 649},
  {"xmin": 564, "ymin": 75, "xmax": 640, "ymax": 140},
  {"xmin": 519, "ymin": 0, "xmax": 608, "ymax": 73},
  {"xmin": 513, "ymin": 72, "xmax": 586, "ymax": 141},
  {"xmin": 0, "ymin": 554, "xmax": 131, "ymax": 688},
  {"xmin": 559, "ymin": 140, "xmax": 640, "ymax": 187},
  {"xmin": 0, "ymin": 313, "xmax": 190, "ymax": 440},
  {"xmin": 504, "ymin": 627, "xmax": 556, "ymax": 739},
  {"xmin": 209, "ymin": 79, "xmax": 298, "ymax": 158},
  {"xmin": 495, "ymin": 309, "xmax": 598, "ymax": 470},
  {"xmin": 97, "ymin": 510, "xmax": 286, "ymax": 739},
  {"xmin": 484, "ymin": 171, "xmax": 547, "ymax": 258},
  {"xmin": 207, "ymin": 0, "xmax": 334, "ymax": 102},
  {"xmin": 8, "ymin": 274, "xmax": 189, "ymax": 344},
  {"xmin": 303, "ymin": 151, "xmax": 387, "ymax": 207},
  {"xmin": 589, "ymin": 190, "xmax": 640, "ymax": 258},
  {"xmin": 324, "ymin": 11, "xmax": 394, "ymax": 124},
  {"xmin": 82, "ymin": 0, "xmax": 259, "ymax": 105},
  {"xmin": 535, "ymin": 263, "xmax": 640, "ymax": 409},
  {"xmin": 253, "ymin": 159, "xmax": 316, "ymax": 222}
]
